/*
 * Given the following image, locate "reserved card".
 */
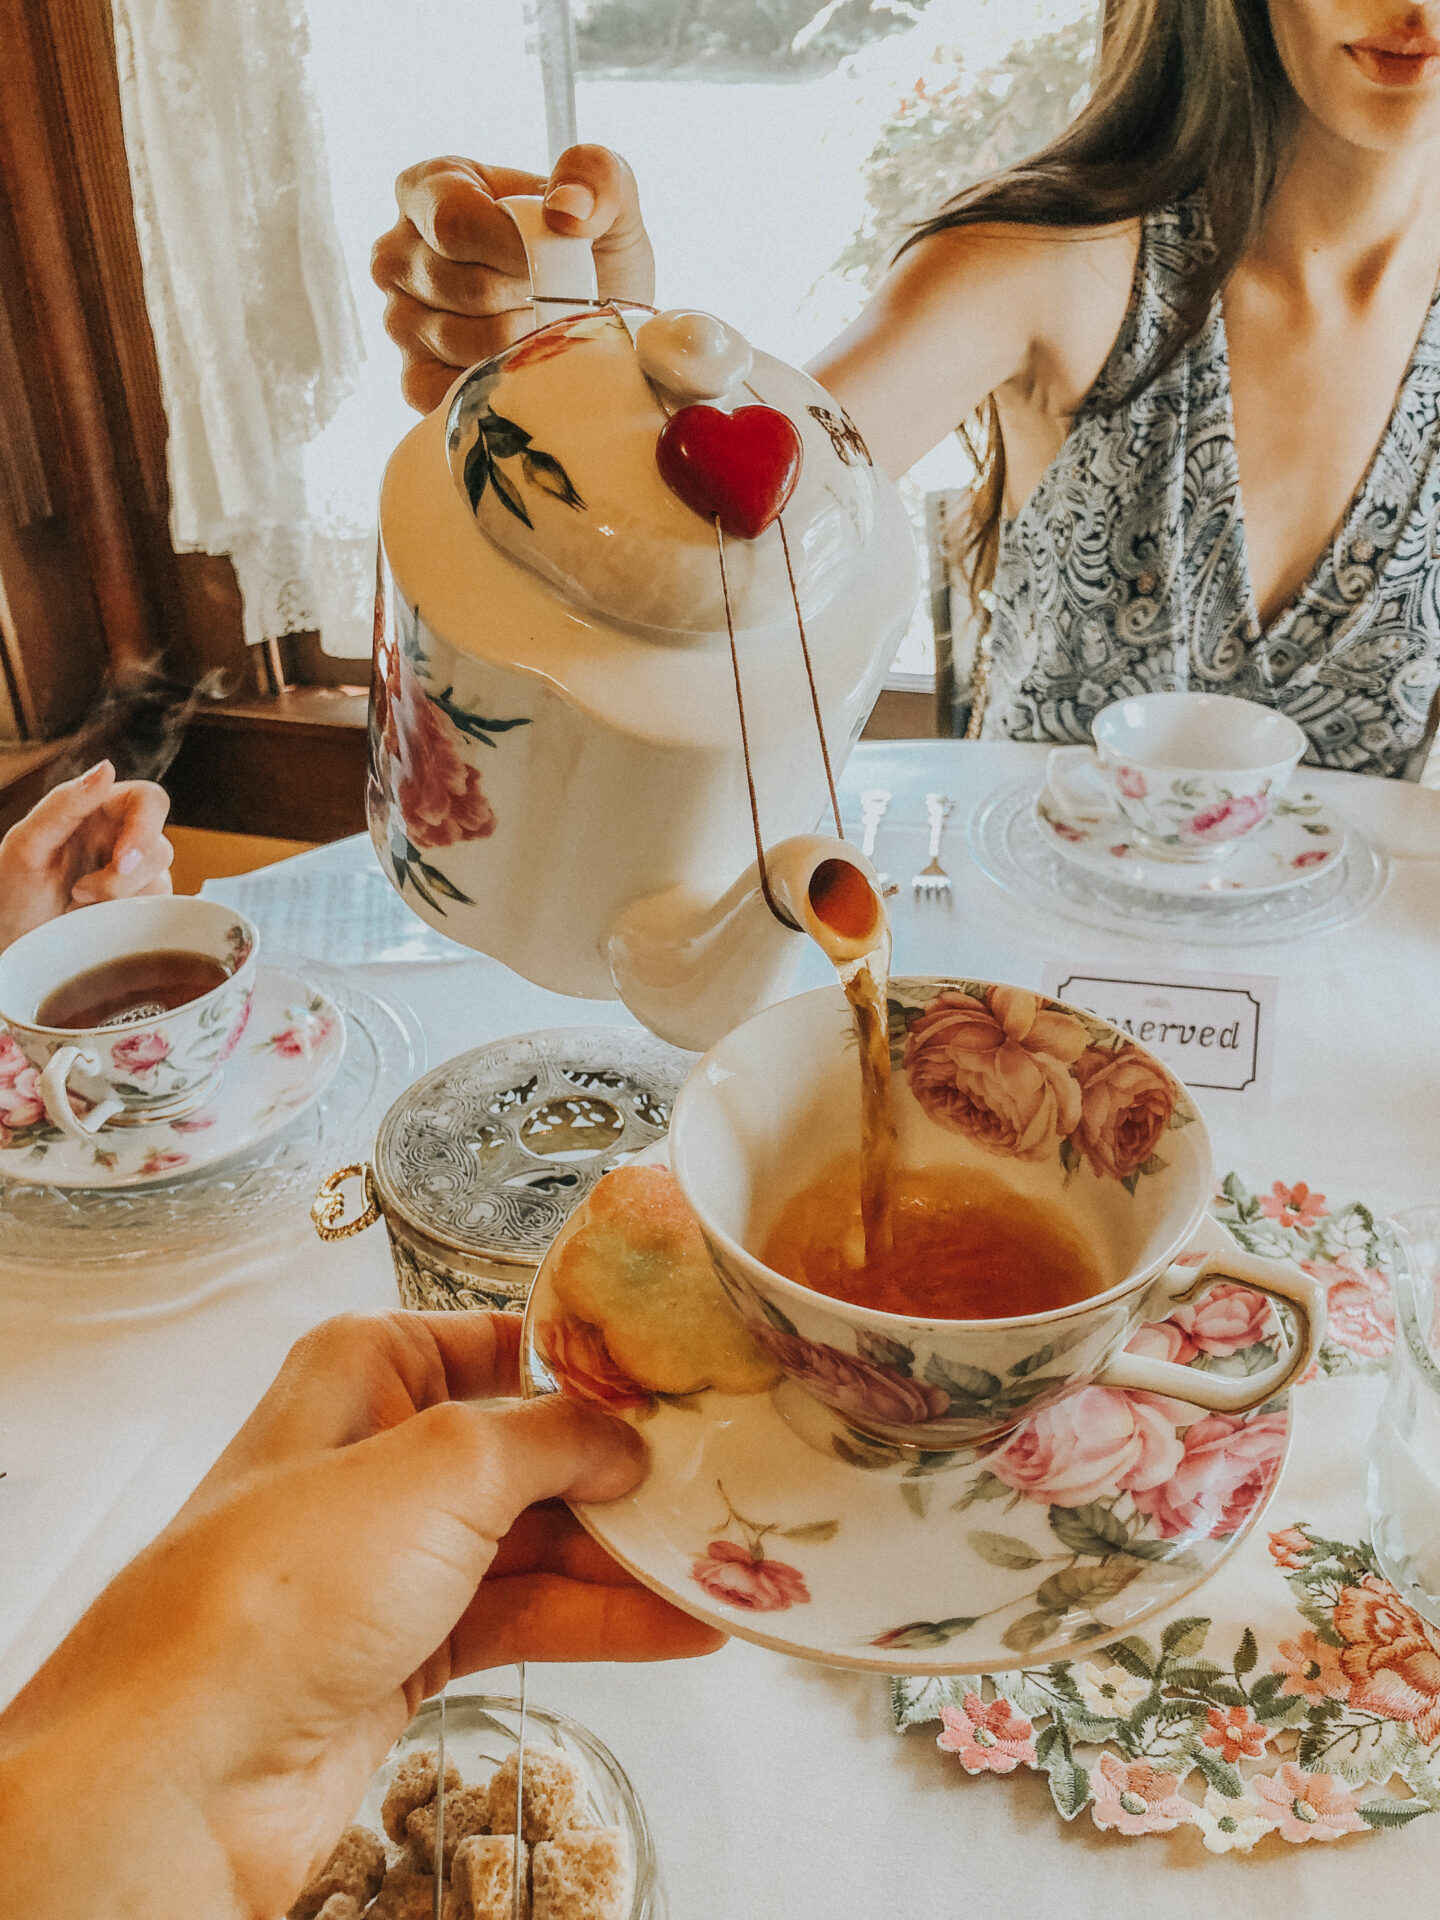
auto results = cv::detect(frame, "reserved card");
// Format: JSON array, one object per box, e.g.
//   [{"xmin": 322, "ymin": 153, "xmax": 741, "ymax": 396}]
[{"xmin": 1040, "ymin": 962, "xmax": 1279, "ymax": 1110}]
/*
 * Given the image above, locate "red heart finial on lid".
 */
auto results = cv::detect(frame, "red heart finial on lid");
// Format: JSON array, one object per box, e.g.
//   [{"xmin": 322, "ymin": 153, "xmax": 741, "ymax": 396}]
[{"xmin": 656, "ymin": 404, "xmax": 803, "ymax": 541}]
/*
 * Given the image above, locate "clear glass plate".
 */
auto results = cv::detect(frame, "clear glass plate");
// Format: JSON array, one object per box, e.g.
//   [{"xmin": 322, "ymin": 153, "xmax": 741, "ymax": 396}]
[
  {"xmin": 0, "ymin": 966, "xmax": 423, "ymax": 1269},
  {"xmin": 969, "ymin": 773, "xmax": 1390, "ymax": 945},
  {"xmin": 355, "ymin": 1693, "xmax": 660, "ymax": 1920}
]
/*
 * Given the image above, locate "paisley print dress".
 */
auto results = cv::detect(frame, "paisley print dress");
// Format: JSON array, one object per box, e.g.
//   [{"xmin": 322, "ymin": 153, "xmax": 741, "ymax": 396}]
[{"xmin": 984, "ymin": 196, "xmax": 1440, "ymax": 777}]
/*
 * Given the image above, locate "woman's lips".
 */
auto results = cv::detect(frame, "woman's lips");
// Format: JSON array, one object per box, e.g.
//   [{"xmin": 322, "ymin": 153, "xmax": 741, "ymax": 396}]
[{"xmin": 1346, "ymin": 39, "xmax": 1440, "ymax": 86}]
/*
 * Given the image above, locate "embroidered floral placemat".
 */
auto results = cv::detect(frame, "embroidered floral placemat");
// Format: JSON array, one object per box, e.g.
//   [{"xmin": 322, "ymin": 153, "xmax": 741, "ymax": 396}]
[{"xmin": 891, "ymin": 1175, "xmax": 1437, "ymax": 1852}]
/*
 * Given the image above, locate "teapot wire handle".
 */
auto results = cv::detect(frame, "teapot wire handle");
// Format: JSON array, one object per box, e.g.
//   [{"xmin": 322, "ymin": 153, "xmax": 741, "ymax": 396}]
[
  {"xmin": 776, "ymin": 516, "xmax": 843, "ymax": 843},
  {"xmin": 712, "ymin": 514, "xmax": 845, "ymax": 934},
  {"xmin": 734, "ymin": 375, "xmax": 843, "ymax": 846}
]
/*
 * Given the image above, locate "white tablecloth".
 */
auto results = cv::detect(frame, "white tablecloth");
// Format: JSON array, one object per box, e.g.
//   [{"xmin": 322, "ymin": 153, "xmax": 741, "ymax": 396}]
[{"xmin": 3, "ymin": 741, "xmax": 1439, "ymax": 1916}]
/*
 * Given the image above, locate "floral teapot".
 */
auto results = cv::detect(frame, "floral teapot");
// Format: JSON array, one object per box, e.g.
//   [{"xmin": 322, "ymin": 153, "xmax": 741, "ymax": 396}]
[{"xmin": 371, "ymin": 198, "xmax": 918, "ymax": 1050}]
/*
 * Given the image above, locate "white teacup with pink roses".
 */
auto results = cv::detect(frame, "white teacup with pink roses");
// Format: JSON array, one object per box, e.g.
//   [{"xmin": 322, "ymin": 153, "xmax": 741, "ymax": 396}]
[
  {"xmin": 0, "ymin": 897, "xmax": 257, "ymax": 1143},
  {"xmin": 1046, "ymin": 691, "xmax": 1307, "ymax": 862},
  {"xmin": 669, "ymin": 974, "xmax": 1324, "ymax": 1454}
]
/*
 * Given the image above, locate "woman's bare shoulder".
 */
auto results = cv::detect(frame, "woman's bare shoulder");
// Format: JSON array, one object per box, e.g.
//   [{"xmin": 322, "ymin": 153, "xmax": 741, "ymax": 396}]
[
  {"xmin": 913, "ymin": 217, "xmax": 1136, "ymax": 408},
  {"xmin": 813, "ymin": 216, "xmax": 1140, "ymax": 476},
  {"xmin": 903, "ymin": 217, "xmax": 1139, "ymax": 359}
]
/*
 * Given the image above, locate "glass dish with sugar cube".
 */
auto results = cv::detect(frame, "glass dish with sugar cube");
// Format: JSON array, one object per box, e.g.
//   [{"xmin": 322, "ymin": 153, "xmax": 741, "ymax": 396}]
[{"xmin": 304, "ymin": 1693, "xmax": 658, "ymax": 1920}]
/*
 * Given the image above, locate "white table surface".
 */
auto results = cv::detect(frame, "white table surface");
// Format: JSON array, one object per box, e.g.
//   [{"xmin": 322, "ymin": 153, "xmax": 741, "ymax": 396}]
[{"xmin": 3, "ymin": 740, "xmax": 1439, "ymax": 1915}]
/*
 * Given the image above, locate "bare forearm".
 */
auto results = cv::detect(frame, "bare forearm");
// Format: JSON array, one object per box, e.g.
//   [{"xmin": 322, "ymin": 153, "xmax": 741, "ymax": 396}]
[{"xmin": 0, "ymin": 1691, "xmax": 248, "ymax": 1920}]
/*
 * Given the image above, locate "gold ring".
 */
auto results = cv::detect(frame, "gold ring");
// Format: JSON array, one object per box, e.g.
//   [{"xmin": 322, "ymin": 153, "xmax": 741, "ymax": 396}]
[{"xmin": 310, "ymin": 1163, "xmax": 381, "ymax": 1241}]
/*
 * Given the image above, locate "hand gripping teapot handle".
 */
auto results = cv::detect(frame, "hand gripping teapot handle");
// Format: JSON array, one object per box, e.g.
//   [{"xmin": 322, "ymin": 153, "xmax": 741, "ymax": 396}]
[{"xmin": 498, "ymin": 196, "xmax": 600, "ymax": 327}]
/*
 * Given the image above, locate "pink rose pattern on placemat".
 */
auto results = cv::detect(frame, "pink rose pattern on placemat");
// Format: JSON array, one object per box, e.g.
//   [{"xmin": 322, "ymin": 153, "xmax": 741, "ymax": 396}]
[
  {"xmin": 889, "ymin": 1174, "xmax": 1428, "ymax": 1852},
  {"xmin": 1212, "ymin": 1173, "xmax": 1396, "ymax": 1376},
  {"xmin": 894, "ymin": 1527, "xmax": 1436, "ymax": 1849}
]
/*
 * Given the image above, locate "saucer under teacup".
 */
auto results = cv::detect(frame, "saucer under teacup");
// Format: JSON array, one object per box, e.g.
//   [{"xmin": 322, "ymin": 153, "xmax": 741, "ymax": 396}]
[
  {"xmin": 1033, "ymin": 782, "xmax": 1348, "ymax": 898},
  {"xmin": 0, "ymin": 967, "xmax": 344, "ymax": 1189},
  {"xmin": 521, "ymin": 1155, "xmax": 1292, "ymax": 1674}
]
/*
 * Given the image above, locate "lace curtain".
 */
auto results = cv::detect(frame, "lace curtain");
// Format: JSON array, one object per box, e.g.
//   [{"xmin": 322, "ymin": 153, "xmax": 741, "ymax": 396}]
[
  {"xmin": 112, "ymin": 0, "xmax": 366, "ymax": 649},
  {"xmin": 114, "ymin": 0, "xmax": 552, "ymax": 656}
]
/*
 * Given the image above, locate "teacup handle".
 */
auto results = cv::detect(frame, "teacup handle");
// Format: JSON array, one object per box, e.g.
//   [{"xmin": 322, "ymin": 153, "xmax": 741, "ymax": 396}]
[
  {"xmin": 1094, "ymin": 1247, "xmax": 1325, "ymax": 1413},
  {"xmin": 39, "ymin": 1046, "xmax": 124, "ymax": 1141},
  {"xmin": 1046, "ymin": 745, "xmax": 1113, "ymax": 818}
]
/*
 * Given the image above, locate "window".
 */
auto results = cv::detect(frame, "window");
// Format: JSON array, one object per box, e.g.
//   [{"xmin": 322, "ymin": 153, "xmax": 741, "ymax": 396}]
[{"xmin": 300, "ymin": 0, "xmax": 1100, "ymax": 683}]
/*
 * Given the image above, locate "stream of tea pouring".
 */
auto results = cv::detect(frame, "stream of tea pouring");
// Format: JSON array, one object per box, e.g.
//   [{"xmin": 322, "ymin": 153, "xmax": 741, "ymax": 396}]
[{"xmin": 796, "ymin": 860, "xmax": 897, "ymax": 1263}]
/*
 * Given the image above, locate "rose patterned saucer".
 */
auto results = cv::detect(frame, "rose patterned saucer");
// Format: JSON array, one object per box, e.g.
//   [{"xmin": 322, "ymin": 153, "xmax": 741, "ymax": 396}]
[
  {"xmin": 520, "ymin": 1159, "xmax": 1293, "ymax": 1676},
  {"xmin": 0, "ymin": 968, "xmax": 345, "ymax": 1190},
  {"xmin": 1033, "ymin": 784, "xmax": 1348, "ymax": 898}
]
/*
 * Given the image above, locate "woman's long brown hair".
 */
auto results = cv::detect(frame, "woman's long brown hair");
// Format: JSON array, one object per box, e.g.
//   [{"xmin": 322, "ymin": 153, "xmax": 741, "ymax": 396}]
[{"xmin": 902, "ymin": 0, "xmax": 1297, "ymax": 619}]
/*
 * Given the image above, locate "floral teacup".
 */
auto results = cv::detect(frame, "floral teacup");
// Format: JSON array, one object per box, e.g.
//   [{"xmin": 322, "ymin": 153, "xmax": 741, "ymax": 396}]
[
  {"xmin": 0, "ymin": 897, "xmax": 257, "ymax": 1142},
  {"xmin": 1046, "ymin": 691, "xmax": 1307, "ymax": 862},
  {"xmin": 668, "ymin": 975, "xmax": 1324, "ymax": 1452}
]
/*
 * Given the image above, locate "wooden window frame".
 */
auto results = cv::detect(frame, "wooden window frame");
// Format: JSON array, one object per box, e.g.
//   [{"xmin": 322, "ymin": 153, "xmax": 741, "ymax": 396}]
[{"xmin": 0, "ymin": 0, "xmax": 368, "ymax": 838}]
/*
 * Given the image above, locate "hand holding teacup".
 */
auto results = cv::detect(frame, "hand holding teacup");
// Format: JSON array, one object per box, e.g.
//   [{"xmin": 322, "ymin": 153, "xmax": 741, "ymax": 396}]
[{"xmin": 1046, "ymin": 692, "xmax": 1307, "ymax": 862}]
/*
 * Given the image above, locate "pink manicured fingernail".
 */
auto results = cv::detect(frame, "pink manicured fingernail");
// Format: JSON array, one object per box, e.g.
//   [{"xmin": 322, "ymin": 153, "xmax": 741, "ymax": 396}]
[
  {"xmin": 82, "ymin": 760, "xmax": 113, "ymax": 787},
  {"xmin": 544, "ymin": 183, "xmax": 595, "ymax": 221},
  {"xmin": 117, "ymin": 848, "xmax": 142, "ymax": 874}
]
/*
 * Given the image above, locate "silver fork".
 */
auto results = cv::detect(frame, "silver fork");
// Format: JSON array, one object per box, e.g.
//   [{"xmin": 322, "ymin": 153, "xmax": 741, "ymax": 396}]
[
  {"xmin": 912, "ymin": 792, "xmax": 953, "ymax": 898},
  {"xmin": 859, "ymin": 787, "xmax": 895, "ymax": 895}
]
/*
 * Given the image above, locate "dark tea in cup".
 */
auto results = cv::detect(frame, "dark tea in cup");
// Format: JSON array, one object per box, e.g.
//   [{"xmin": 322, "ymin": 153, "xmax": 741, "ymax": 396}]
[
  {"xmin": 37, "ymin": 950, "xmax": 231, "ymax": 1030},
  {"xmin": 760, "ymin": 1155, "xmax": 1106, "ymax": 1320}
]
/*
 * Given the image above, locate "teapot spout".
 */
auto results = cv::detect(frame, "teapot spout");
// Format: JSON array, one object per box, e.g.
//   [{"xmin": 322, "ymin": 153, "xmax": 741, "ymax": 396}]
[{"xmin": 604, "ymin": 835, "xmax": 884, "ymax": 1051}]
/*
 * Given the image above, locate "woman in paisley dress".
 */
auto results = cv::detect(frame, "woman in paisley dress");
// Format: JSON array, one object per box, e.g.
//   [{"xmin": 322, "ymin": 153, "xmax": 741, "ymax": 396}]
[{"xmin": 373, "ymin": 0, "xmax": 1440, "ymax": 777}]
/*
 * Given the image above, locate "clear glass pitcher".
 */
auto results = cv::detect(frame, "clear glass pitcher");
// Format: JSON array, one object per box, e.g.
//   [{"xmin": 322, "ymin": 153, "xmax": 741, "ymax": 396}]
[{"xmin": 1367, "ymin": 1206, "xmax": 1440, "ymax": 1625}]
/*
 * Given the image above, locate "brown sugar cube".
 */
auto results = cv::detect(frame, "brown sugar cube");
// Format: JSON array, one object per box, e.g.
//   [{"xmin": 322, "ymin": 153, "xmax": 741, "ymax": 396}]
[
  {"xmin": 315, "ymin": 1899, "xmax": 362, "ymax": 1920},
  {"xmin": 452, "ymin": 1834, "xmax": 530, "ymax": 1919},
  {"xmin": 368, "ymin": 1865, "xmax": 452, "ymax": 1920},
  {"xmin": 531, "ymin": 1829, "xmax": 628, "ymax": 1920},
  {"xmin": 288, "ymin": 1825, "xmax": 386, "ymax": 1918},
  {"xmin": 486, "ymin": 1745, "xmax": 584, "ymax": 1843},
  {"xmin": 383, "ymin": 1747, "xmax": 464, "ymax": 1843},
  {"xmin": 405, "ymin": 1784, "xmax": 493, "ymax": 1874}
]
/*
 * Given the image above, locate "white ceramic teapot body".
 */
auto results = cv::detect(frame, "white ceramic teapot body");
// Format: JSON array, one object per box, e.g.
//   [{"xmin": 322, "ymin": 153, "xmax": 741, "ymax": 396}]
[{"xmin": 370, "ymin": 202, "xmax": 918, "ymax": 1050}]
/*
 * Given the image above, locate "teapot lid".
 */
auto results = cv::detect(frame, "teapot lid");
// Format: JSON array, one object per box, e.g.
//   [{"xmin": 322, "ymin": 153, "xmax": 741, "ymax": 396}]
[{"xmin": 438, "ymin": 199, "xmax": 886, "ymax": 643}]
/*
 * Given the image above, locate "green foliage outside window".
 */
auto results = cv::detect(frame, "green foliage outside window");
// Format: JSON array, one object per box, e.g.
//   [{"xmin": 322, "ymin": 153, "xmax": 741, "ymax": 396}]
[
  {"xmin": 833, "ymin": 16, "xmax": 1099, "ymax": 289},
  {"xmin": 574, "ymin": 0, "xmax": 928, "ymax": 75}
]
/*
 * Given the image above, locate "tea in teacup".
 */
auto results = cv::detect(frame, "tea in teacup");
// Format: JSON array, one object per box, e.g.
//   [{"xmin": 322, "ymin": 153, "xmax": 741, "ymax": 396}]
[
  {"xmin": 37, "ymin": 949, "xmax": 231, "ymax": 1030},
  {"xmin": 0, "ymin": 897, "xmax": 257, "ymax": 1142},
  {"xmin": 761, "ymin": 1154, "xmax": 1106, "ymax": 1320}
]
